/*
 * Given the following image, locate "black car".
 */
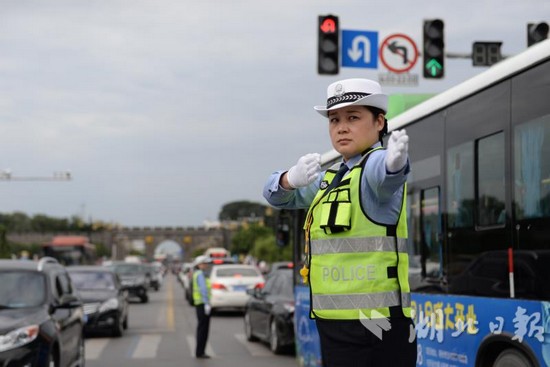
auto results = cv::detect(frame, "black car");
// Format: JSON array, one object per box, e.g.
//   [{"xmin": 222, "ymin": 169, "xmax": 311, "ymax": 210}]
[
  {"xmin": 108, "ymin": 262, "xmax": 149, "ymax": 303},
  {"xmin": 243, "ymin": 267, "xmax": 295, "ymax": 354},
  {"xmin": 68, "ymin": 265, "xmax": 129, "ymax": 337},
  {"xmin": 0, "ymin": 257, "xmax": 85, "ymax": 367}
]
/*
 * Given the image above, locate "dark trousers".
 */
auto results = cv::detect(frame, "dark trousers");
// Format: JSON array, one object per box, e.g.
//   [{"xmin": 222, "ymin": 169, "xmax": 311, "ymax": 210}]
[
  {"xmin": 195, "ymin": 304, "xmax": 211, "ymax": 357},
  {"xmin": 316, "ymin": 317, "xmax": 416, "ymax": 367}
]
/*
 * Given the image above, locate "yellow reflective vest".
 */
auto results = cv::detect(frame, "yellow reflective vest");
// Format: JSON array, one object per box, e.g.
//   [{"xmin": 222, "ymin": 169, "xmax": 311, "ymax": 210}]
[
  {"xmin": 193, "ymin": 269, "xmax": 211, "ymax": 306},
  {"xmin": 304, "ymin": 149, "xmax": 411, "ymax": 320}
]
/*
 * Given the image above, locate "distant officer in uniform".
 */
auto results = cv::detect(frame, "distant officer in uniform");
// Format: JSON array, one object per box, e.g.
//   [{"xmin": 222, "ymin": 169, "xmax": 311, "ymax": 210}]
[
  {"xmin": 193, "ymin": 255, "xmax": 212, "ymax": 359},
  {"xmin": 263, "ymin": 78, "xmax": 416, "ymax": 366}
]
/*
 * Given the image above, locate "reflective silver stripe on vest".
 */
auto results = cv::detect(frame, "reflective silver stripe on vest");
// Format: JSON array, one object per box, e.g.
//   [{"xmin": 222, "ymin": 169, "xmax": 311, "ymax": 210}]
[
  {"xmin": 313, "ymin": 290, "xmax": 411, "ymax": 310},
  {"xmin": 310, "ymin": 237, "xmax": 408, "ymax": 255},
  {"xmin": 402, "ymin": 292, "xmax": 411, "ymax": 307}
]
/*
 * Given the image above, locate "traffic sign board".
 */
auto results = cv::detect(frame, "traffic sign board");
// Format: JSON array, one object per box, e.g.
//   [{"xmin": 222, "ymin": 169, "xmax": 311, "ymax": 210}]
[
  {"xmin": 341, "ymin": 30, "xmax": 378, "ymax": 69},
  {"xmin": 379, "ymin": 33, "xmax": 419, "ymax": 73}
]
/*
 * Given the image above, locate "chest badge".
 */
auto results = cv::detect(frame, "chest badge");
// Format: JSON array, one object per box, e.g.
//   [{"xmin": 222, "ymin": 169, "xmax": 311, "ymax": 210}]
[{"xmin": 320, "ymin": 181, "xmax": 329, "ymax": 190}]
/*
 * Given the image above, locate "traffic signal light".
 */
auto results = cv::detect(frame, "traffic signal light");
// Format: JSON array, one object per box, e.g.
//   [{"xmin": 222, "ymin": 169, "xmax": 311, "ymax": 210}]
[
  {"xmin": 472, "ymin": 42, "xmax": 502, "ymax": 66},
  {"xmin": 275, "ymin": 211, "xmax": 291, "ymax": 247},
  {"xmin": 423, "ymin": 19, "xmax": 445, "ymax": 79},
  {"xmin": 527, "ymin": 22, "xmax": 549, "ymax": 47},
  {"xmin": 318, "ymin": 15, "xmax": 339, "ymax": 75}
]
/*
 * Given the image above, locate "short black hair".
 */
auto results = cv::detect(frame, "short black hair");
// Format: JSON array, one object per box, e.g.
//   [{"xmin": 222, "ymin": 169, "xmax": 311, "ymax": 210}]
[{"xmin": 364, "ymin": 106, "xmax": 388, "ymax": 145}]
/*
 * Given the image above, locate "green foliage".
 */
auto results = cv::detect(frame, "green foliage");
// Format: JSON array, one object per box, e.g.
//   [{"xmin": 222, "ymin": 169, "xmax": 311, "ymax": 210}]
[
  {"xmin": 230, "ymin": 223, "xmax": 291, "ymax": 263},
  {"xmin": 230, "ymin": 224, "xmax": 272, "ymax": 255},
  {"xmin": 250, "ymin": 235, "xmax": 292, "ymax": 262},
  {"xmin": 218, "ymin": 201, "xmax": 268, "ymax": 221},
  {"xmin": 0, "ymin": 225, "xmax": 10, "ymax": 259},
  {"xmin": 0, "ymin": 212, "xmax": 100, "ymax": 233},
  {"xmin": 8, "ymin": 242, "xmax": 42, "ymax": 259},
  {"xmin": 95, "ymin": 242, "xmax": 111, "ymax": 258},
  {"xmin": 191, "ymin": 248, "xmax": 204, "ymax": 259},
  {"xmin": 0, "ymin": 212, "xmax": 114, "ymax": 258},
  {"xmin": 128, "ymin": 248, "xmax": 144, "ymax": 256}
]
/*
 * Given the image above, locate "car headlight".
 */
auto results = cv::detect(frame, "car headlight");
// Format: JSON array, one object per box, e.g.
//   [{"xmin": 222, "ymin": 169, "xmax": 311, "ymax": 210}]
[
  {"xmin": 99, "ymin": 298, "xmax": 119, "ymax": 313},
  {"xmin": 0, "ymin": 325, "xmax": 39, "ymax": 353}
]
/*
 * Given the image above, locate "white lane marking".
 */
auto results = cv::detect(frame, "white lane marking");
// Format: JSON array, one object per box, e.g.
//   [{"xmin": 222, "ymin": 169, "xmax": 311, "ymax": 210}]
[
  {"xmin": 85, "ymin": 338, "xmax": 110, "ymax": 360},
  {"xmin": 234, "ymin": 333, "xmax": 273, "ymax": 357},
  {"xmin": 131, "ymin": 334, "xmax": 162, "ymax": 358}
]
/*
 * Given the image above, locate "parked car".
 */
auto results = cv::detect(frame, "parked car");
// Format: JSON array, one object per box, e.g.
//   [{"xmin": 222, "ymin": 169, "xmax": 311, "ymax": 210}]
[
  {"xmin": 184, "ymin": 257, "xmax": 237, "ymax": 305},
  {"xmin": 67, "ymin": 265, "xmax": 129, "ymax": 337},
  {"xmin": 108, "ymin": 262, "xmax": 149, "ymax": 303},
  {"xmin": 0, "ymin": 257, "xmax": 85, "ymax": 366},
  {"xmin": 209, "ymin": 264, "xmax": 264, "ymax": 312},
  {"xmin": 243, "ymin": 267, "xmax": 295, "ymax": 354}
]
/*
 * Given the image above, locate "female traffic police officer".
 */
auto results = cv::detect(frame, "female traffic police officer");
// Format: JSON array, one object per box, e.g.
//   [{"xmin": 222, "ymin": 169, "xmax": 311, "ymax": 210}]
[
  {"xmin": 192, "ymin": 256, "xmax": 212, "ymax": 359},
  {"xmin": 263, "ymin": 78, "xmax": 416, "ymax": 366}
]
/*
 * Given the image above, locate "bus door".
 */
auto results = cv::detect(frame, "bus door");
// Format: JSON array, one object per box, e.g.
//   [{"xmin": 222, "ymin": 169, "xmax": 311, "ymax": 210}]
[
  {"xmin": 420, "ymin": 187, "xmax": 443, "ymax": 284},
  {"xmin": 408, "ymin": 186, "xmax": 444, "ymax": 293}
]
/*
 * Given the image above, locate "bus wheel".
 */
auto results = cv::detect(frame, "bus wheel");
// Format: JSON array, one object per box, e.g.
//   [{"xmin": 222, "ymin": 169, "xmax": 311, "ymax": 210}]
[{"xmin": 493, "ymin": 348, "xmax": 533, "ymax": 367}]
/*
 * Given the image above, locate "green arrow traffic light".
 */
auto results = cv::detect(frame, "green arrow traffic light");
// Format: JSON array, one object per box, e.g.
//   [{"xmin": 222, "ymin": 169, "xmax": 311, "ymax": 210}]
[
  {"xmin": 423, "ymin": 19, "xmax": 444, "ymax": 79},
  {"xmin": 425, "ymin": 58, "xmax": 442, "ymax": 77}
]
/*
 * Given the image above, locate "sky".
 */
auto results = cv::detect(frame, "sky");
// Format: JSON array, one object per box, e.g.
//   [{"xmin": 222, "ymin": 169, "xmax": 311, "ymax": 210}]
[{"xmin": 0, "ymin": 0, "xmax": 548, "ymax": 227}]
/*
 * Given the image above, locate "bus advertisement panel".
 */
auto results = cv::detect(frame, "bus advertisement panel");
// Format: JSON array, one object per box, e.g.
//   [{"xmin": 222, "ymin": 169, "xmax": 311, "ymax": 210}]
[
  {"xmin": 413, "ymin": 293, "xmax": 549, "ymax": 367},
  {"xmin": 295, "ymin": 285, "xmax": 323, "ymax": 367},
  {"xmin": 295, "ymin": 290, "xmax": 550, "ymax": 367}
]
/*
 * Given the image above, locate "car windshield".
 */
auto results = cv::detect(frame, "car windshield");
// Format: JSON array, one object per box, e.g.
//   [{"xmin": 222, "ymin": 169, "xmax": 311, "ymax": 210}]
[
  {"xmin": 216, "ymin": 267, "xmax": 260, "ymax": 277},
  {"xmin": 112, "ymin": 264, "xmax": 143, "ymax": 275},
  {"xmin": 0, "ymin": 271, "xmax": 46, "ymax": 308},
  {"xmin": 69, "ymin": 271, "xmax": 116, "ymax": 290}
]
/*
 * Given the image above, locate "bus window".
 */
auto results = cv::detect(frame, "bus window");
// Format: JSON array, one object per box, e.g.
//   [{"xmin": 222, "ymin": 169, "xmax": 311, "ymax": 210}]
[
  {"xmin": 514, "ymin": 115, "xmax": 550, "ymax": 219},
  {"xmin": 477, "ymin": 132, "xmax": 506, "ymax": 227},
  {"xmin": 446, "ymin": 142, "xmax": 474, "ymax": 228}
]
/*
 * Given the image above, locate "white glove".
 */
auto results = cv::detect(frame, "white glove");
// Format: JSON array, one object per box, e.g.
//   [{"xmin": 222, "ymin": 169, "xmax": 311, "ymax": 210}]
[
  {"xmin": 204, "ymin": 304, "xmax": 211, "ymax": 316},
  {"xmin": 385, "ymin": 130, "xmax": 409, "ymax": 173},
  {"xmin": 287, "ymin": 153, "xmax": 321, "ymax": 188}
]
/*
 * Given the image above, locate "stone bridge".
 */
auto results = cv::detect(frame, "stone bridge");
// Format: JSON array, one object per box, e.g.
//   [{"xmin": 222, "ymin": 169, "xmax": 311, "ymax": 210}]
[{"xmin": 7, "ymin": 225, "xmax": 235, "ymax": 262}]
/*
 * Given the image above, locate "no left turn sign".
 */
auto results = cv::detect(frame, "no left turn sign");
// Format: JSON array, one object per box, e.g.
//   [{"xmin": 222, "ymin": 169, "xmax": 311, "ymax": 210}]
[{"xmin": 379, "ymin": 33, "xmax": 419, "ymax": 73}]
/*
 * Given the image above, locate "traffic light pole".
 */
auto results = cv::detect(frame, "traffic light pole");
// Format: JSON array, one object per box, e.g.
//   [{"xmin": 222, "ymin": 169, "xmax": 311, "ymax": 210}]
[{"xmin": 445, "ymin": 52, "xmax": 473, "ymax": 59}]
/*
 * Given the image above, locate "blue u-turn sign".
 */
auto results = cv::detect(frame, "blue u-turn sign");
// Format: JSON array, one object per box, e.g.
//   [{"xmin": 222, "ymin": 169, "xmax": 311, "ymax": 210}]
[{"xmin": 341, "ymin": 30, "xmax": 379, "ymax": 69}]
